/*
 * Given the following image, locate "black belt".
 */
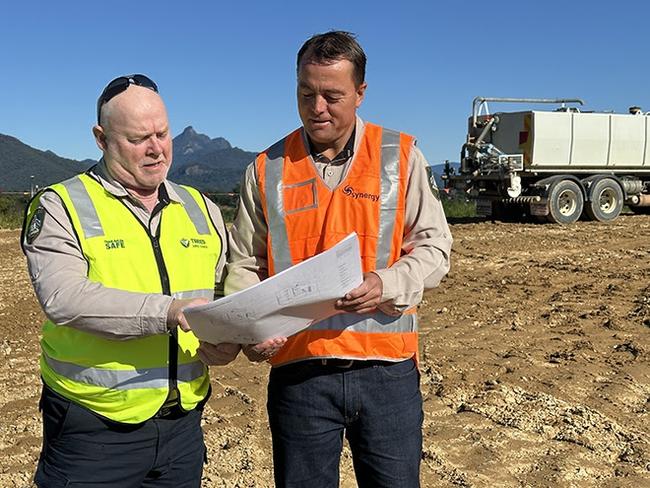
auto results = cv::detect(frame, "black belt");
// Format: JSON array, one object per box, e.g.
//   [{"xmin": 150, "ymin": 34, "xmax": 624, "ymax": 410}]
[
  {"xmin": 154, "ymin": 403, "xmax": 188, "ymax": 419},
  {"xmin": 307, "ymin": 358, "xmax": 400, "ymax": 369}
]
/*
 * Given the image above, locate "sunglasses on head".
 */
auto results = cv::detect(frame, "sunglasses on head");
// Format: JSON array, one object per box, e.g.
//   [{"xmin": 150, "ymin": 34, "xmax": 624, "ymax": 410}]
[{"xmin": 96, "ymin": 74, "xmax": 159, "ymax": 124}]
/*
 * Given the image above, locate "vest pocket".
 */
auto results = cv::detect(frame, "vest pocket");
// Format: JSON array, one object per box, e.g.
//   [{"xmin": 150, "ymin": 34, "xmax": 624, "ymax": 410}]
[{"xmin": 283, "ymin": 179, "xmax": 317, "ymax": 214}]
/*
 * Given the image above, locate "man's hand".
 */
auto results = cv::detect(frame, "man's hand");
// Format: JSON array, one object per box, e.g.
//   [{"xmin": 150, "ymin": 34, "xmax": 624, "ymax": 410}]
[
  {"xmin": 242, "ymin": 337, "xmax": 287, "ymax": 363},
  {"xmin": 167, "ymin": 297, "xmax": 209, "ymax": 332},
  {"xmin": 197, "ymin": 342, "xmax": 241, "ymax": 365},
  {"xmin": 335, "ymin": 272, "xmax": 383, "ymax": 314}
]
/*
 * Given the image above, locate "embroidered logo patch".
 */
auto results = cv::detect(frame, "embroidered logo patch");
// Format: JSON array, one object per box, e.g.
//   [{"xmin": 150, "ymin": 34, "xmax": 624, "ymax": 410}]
[
  {"xmin": 428, "ymin": 174, "xmax": 441, "ymax": 201},
  {"xmin": 26, "ymin": 207, "xmax": 45, "ymax": 244}
]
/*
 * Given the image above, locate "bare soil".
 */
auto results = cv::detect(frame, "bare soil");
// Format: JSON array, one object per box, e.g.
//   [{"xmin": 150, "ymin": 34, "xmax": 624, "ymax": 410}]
[{"xmin": 1, "ymin": 216, "xmax": 649, "ymax": 487}]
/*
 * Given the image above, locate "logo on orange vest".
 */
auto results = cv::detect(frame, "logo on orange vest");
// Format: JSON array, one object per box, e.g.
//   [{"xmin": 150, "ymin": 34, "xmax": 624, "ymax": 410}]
[{"xmin": 342, "ymin": 185, "xmax": 380, "ymax": 202}]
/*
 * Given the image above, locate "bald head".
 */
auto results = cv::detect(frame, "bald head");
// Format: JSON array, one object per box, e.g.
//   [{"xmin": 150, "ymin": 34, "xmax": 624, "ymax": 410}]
[
  {"xmin": 99, "ymin": 85, "xmax": 167, "ymax": 131},
  {"xmin": 92, "ymin": 84, "xmax": 173, "ymax": 196}
]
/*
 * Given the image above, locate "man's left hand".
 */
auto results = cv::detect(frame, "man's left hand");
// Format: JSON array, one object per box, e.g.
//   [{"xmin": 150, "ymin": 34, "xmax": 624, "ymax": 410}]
[
  {"xmin": 335, "ymin": 272, "xmax": 383, "ymax": 314},
  {"xmin": 197, "ymin": 342, "xmax": 241, "ymax": 365}
]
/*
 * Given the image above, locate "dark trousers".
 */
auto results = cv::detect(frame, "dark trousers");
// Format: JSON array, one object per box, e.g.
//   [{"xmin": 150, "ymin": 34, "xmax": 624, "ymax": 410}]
[
  {"xmin": 35, "ymin": 385, "xmax": 206, "ymax": 487},
  {"xmin": 267, "ymin": 358, "xmax": 423, "ymax": 488}
]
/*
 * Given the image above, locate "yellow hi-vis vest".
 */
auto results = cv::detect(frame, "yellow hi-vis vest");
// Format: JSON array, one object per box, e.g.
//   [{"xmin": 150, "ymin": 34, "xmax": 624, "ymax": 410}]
[{"xmin": 26, "ymin": 173, "xmax": 221, "ymax": 424}]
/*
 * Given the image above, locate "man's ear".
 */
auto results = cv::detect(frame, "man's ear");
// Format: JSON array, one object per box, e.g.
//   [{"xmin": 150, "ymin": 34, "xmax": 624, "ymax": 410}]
[
  {"xmin": 355, "ymin": 82, "xmax": 367, "ymax": 109},
  {"xmin": 93, "ymin": 125, "xmax": 108, "ymax": 151}
]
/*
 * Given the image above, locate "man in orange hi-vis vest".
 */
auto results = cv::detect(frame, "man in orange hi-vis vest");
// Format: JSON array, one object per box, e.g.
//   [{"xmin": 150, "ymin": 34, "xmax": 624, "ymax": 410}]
[{"xmin": 228, "ymin": 31, "xmax": 452, "ymax": 487}]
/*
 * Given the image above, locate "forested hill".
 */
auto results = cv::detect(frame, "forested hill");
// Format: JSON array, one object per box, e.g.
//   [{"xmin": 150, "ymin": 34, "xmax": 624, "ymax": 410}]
[{"xmin": 0, "ymin": 127, "xmax": 257, "ymax": 192}]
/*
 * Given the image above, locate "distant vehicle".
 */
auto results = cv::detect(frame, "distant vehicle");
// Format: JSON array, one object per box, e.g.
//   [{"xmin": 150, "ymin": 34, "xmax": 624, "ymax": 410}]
[{"xmin": 444, "ymin": 97, "xmax": 650, "ymax": 223}]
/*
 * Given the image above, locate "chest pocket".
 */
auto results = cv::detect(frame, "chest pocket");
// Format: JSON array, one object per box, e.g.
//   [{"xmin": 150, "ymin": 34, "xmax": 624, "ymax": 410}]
[{"xmin": 283, "ymin": 178, "xmax": 318, "ymax": 214}]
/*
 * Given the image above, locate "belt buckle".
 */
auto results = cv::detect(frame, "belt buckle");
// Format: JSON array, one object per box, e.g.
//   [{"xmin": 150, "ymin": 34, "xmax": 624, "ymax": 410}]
[
  {"xmin": 321, "ymin": 358, "xmax": 355, "ymax": 368},
  {"xmin": 156, "ymin": 403, "xmax": 177, "ymax": 418}
]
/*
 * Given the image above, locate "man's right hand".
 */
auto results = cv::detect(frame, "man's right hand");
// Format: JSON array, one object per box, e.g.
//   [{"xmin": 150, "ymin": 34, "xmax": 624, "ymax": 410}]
[
  {"xmin": 242, "ymin": 337, "xmax": 287, "ymax": 362},
  {"xmin": 166, "ymin": 298, "xmax": 209, "ymax": 332}
]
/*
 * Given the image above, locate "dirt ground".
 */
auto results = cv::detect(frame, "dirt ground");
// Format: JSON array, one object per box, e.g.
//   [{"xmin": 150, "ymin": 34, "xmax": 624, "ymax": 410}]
[{"xmin": 1, "ymin": 215, "xmax": 649, "ymax": 487}]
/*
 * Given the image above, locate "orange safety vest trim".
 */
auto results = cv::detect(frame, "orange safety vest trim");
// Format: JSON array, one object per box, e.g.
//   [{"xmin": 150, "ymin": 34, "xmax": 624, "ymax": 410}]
[{"xmin": 255, "ymin": 122, "xmax": 418, "ymax": 366}]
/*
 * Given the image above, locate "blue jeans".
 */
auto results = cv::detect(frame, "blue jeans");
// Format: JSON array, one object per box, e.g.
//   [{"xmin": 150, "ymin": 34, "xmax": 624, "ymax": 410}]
[
  {"xmin": 35, "ymin": 385, "xmax": 206, "ymax": 487},
  {"xmin": 267, "ymin": 358, "xmax": 423, "ymax": 488}
]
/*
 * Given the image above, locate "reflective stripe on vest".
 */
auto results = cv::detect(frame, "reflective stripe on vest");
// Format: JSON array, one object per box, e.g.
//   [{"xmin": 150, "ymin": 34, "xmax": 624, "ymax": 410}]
[
  {"xmin": 32, "ymin": 174, "xmax": 221, "ymax": 423},
  {"xmin": 63, "ymin": 177, "xmax": 213, "ymax": 239},
  {"xmin": 257, "ymin": 123, "xmax": 417, "ymax": 365},
  {"xmin": 263, "ymin": 138, "xmax": 291, "ymax": 272},
  {"xmin": 308, "ymin": 310, "xmax": 416, "ymax": 333},
  {"xmin": 43, "ymin": 355, "xmax": 205, "ymax": 390}
]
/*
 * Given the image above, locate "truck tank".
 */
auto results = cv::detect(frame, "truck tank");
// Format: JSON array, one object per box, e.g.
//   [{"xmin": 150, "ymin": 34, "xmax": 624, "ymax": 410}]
[{"xmin": 445, "ymin": 97, "xmax": 650, "ymax": 223}]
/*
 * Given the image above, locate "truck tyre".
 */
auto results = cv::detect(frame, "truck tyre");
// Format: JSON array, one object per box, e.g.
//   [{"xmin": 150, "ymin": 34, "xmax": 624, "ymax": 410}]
[
  {"xmin": 547, "ymin": 179, "xmax": 584, "ymax": 224},
  {"xmin": 584, "ymin": 178, "xmax": 624, "ymax": 222}
]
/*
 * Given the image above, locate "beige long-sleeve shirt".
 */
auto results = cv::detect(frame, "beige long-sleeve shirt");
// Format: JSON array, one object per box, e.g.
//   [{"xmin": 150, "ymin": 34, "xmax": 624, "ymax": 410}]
[
  {"xmin": 22, "ymin": 161, "xmax": 228, "ymax": 340},
  {"xmin": 226, "ymin": 118, "xmax": 452, "ymax": 314}
]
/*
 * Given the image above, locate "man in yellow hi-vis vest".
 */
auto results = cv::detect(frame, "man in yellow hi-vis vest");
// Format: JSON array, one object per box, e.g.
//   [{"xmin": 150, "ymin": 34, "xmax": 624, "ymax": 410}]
[
  {"xmin": 220, "ymin": 32, "xmax": 453, "ymax": 487},
  {"xmin": 21, "ymin": 75, "xmax": 281, "ymax": 486}
]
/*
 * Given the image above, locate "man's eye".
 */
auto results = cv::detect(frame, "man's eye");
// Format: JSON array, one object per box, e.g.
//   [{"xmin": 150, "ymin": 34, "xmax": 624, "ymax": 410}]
[{"xmin": 157, "ymin": 131, "xmax": 168, "ymax": 139}]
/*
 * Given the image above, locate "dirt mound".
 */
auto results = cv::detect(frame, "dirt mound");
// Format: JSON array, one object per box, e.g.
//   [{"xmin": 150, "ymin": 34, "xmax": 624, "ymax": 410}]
[{"xmin": 1, "ymin": 216, "xmax": 649, "ymax": 487}]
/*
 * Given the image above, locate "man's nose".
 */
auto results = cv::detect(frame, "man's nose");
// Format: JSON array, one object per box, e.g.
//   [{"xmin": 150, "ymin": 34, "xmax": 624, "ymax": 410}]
[
  {"xmin": 313, "ymin": 95, "xmax": 327, "ymax": 114},
  {"xmin": 147, "ymin": 136, "xmax": 163, "ymax": 156}
]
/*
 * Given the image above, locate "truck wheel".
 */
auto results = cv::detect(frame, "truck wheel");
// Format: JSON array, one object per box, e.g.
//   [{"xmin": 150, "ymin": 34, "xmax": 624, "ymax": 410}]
[
  {"xmin": 584, "ymin": 178, "xmax": 624, "ymax": 222},
  {"xmin": 547, "ymin": 179, "xmax": 584, "ymax": 224}
]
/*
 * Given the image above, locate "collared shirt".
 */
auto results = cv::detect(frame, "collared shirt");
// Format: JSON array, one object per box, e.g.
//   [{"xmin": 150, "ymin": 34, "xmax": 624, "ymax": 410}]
[
  {"xmin": 23, "ymin": 160, "xmax": 228, "ymax": 339},
  {"xmin": 226, "ymin": 117, "xmax": 453, "ymax": 315},
  {"xmin": 307, "ymin": 129, "xmax": 355, "ymax": 181},
  {"xmin": 304, "ymin": 128, "xmax": 356, "ymax": 190}
]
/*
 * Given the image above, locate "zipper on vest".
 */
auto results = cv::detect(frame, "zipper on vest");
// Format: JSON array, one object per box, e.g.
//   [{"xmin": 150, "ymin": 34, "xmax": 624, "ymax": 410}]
[
  {"xmin": 149, "ymin": 221, "xmax": 179, "ymax": 405},
  {"xmin": 151, "ymin": 193, "xmax": 180, "ymax": 402},
  {"xmin": 110, "ymin": 191, "xmax": 180, "ymax": 408}
]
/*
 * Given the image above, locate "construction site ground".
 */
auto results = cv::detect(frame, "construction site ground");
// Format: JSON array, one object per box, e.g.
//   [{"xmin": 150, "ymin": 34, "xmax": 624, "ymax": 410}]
[{"xmin": 1, "ymin": 215, "xmax": 649, "ymax": 487}]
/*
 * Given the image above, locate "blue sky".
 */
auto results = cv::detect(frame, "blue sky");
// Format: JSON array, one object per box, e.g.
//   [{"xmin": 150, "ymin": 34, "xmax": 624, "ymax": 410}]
[{"xmin": 1, "ymin": 1, "xmax": 647, "ymax": 166}]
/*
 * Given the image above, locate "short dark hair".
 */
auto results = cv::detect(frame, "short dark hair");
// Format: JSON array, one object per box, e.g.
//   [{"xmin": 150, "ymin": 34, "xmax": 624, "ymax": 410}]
[{"xmin": 297, "ymin": 31, "xmax": 366, "ymax": 87}]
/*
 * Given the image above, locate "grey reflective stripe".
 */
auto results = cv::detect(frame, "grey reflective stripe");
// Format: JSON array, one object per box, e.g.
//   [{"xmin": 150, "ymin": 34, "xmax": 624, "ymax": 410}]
[
  {"xmin": 376, "ymin": 128, "xmax": 401, "ymax": 269},
  {"xmin": 178, "ymin": 361, "xmax": 207, "ymax": 384},
  {"xmin": 308, "ymin": 311, "xmax": 416, "ymax": 333},
  {"xmin": 264, "ymin": 139, "xmax": 293, "ymax": 272},
  {"xmin": 172, "ymin": 289, "xmax": 214, "ymax": 300},
  {"xmin": 44, "ymin": 354, "xmax": 205, "ymax": 391},
  {"xmin": 169, "ymin": 183, "xmax": 210, "ymax": 235},
  {"xmin": 61, "ymin": 176, "xmax": 104, "ymax": 238}
]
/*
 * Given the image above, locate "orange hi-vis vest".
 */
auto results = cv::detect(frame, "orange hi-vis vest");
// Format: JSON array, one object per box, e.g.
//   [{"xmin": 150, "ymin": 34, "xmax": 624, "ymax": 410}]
[{"xmin": 255, "ymin": 122, "xmax": 418, "ymax": 366}]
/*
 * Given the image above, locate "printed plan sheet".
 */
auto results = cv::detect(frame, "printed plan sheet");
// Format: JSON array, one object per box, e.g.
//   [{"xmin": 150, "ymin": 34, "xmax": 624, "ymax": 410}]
[{"xmin": 185, "ymin": 233, "xmax": 363, "ymax": 344}]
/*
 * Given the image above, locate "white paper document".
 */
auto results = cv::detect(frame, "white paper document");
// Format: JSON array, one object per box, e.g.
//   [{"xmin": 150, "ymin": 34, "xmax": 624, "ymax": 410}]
[{"xmin": 185, "ymin": 233, "xmax": 363, "ymax": 344}]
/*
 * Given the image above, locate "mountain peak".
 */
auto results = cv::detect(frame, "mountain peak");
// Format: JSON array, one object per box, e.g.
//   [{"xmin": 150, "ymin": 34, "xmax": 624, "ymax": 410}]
[{"xmin": 173, "ymin": 127, "xmax": 233, "ymax": 161}]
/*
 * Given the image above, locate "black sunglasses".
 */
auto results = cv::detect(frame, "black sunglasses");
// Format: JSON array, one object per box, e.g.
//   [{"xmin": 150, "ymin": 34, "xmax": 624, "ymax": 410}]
[{"xmin": 96, "ymin": 74, "xmax": 159, "ymax": 124}]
